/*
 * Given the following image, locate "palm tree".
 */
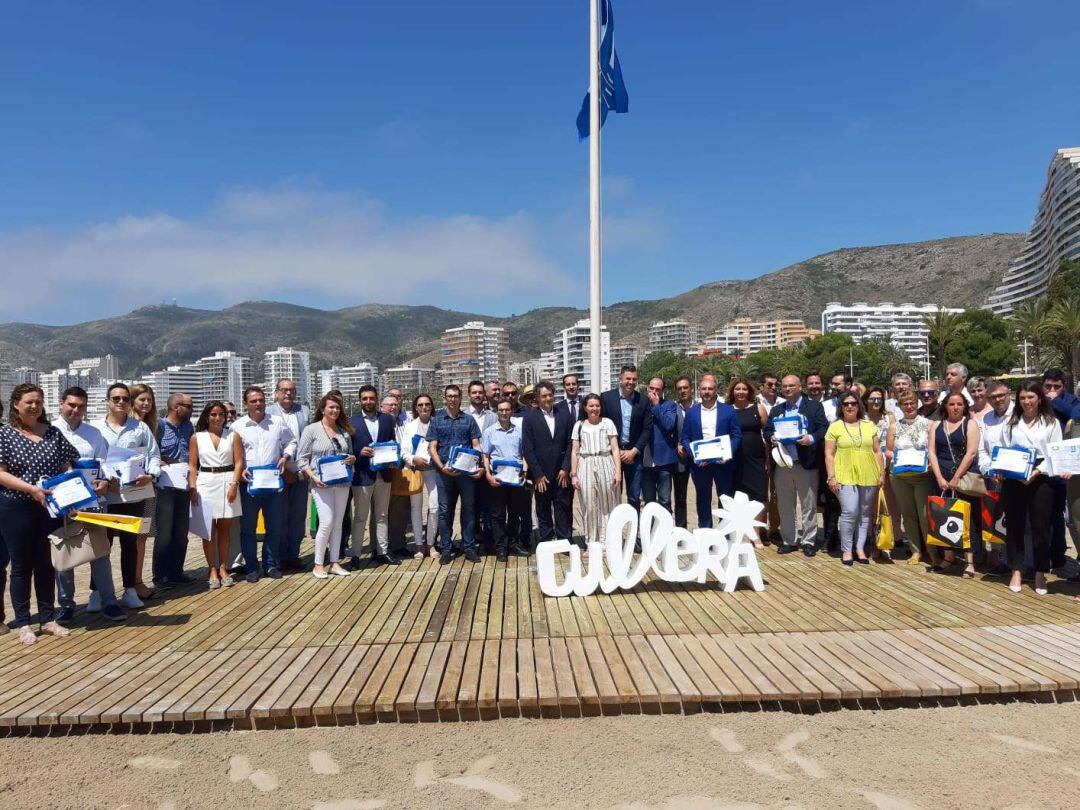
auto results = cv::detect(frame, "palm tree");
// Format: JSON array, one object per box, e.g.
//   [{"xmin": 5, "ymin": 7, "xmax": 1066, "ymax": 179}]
[
  {"xmin": 921, "ymin": 307, "xmax": 966, "ymax": 378},
  {"xmin": 1010, "ymin": 297, "xmax": 1049, "ymax": 373},
  {"xmin": 1046, "ymin": 295, "xmax": 1080, "ymax": 388}
]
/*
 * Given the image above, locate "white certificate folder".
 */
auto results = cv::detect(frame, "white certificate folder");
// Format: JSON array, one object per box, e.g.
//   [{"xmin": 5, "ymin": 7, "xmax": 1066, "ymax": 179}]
[
  {"xmin": 773, "ymin": 415, "xmax": 805, "ymax": 444},
  {"xmin": 989, "ymin": 445, "xmax": 1036, "ymax": 481},
  {"xmin": 691, "ymin": 435, "xmax": 732, "ymax": 464}
]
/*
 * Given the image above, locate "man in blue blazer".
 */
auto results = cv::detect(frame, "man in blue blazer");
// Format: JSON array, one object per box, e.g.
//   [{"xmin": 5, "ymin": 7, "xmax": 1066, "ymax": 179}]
[
  {"xmin": 522, "ymin": 381, "xmax": 575, "ymax": 543},
  {"xmin": 762, "ymin": 374, "xmax": 830, "ymax": 556},
  {"xmin": 600, "ymin": 365, "xmax": 653, "ymax": 511},
  {"xmin": 678, "ymin": 374, "xmax": 742, "ymax": 529},
  {"xmin": 642, "ymin": 376, "xmax": 679, "ymax": 513},
  {"xmin": 348, "ymin": 384, "xmax": 399, "ymax": 567}
]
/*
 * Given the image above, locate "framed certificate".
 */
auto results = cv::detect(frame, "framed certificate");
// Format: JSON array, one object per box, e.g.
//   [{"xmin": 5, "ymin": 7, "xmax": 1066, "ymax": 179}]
[
  {"xmin": 249, "ymin": 463, "xmax": 284, "ymax": 494},
  {"xmin": 691, "ymin": 435, "xmax": 732, "ymax": 464},
  {"xmin": 989, "ymin": 445, "xmax": 1036, "ymax": 481},
  {"xmin": 1047, "ymin": 438, "xmax": 1080, "ymax": 477},
  {"xmin": 893, "ymin": 448, "xmax": 928, "ymax": 475},
  {"xmin": 317, "ymin": 454, "xmax": 352, "ymax": 486},
  {"xmin": 43, "ymin": 470, "xmax": 98, "ymax": 518},
  {"xmin": 492, "ymin": 459, "xmax": 524, "ymax": 486},
  {"xmin": 449, "ymin": 446, "xmax": 481, "ymax": 474},
  {"xmin": 773, "ymin": 415, "xmax": 805, "ymax": 444},
  {"xmin": 370, "ymin": 441, "xmax": 401, "ymax": 471},
  {"xmin": 411, "ymin": 434, "xmax": 432, "ymax": 463}
]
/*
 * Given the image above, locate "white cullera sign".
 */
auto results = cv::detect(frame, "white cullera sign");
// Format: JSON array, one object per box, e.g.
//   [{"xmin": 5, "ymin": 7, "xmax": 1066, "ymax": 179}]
[{"xmin": 537, "ymin": 492, "xmax": 767, "ymax": 597}]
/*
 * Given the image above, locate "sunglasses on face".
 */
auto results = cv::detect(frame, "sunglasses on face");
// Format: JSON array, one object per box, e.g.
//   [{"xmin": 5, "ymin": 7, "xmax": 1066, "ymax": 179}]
[
  {"xmin": 226, "ymin": 410, "xmax": 236, "ymax": 416},
  {"xmin": 867, "ymin": 398, "xmax": 883, "ymax": 404},
  {"xmin": 918, "ymin": 391, "xmax": 937, "ymax": 398},
  {"xmin": 110, "ymin": 396, "xmax": 130, "ymax": 403},
  {"xmin": 842, "ymin": 401, "xmax": 859, "ymax": 408}
]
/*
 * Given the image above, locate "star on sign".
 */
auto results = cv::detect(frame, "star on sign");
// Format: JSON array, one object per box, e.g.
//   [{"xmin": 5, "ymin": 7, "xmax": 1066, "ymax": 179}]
[{"xmin": 712, "ymin": 491, "xmax": 767, "ymax": 545}]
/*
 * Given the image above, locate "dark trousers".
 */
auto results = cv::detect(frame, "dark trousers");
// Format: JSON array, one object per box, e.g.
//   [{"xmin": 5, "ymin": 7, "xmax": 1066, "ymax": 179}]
[
  {"xmin": 621, "ymin": 456, "xmax": 644, "ymax": 510},
  {"xmin": 92, "ymin": 501, "xmax": 141, "ymax": 590},
  {"xmin": 642, "ymin": 465, "xmax": 674, "ymax": 512},
  {"xmin": 436, "ymin": 473, "xmax": 476, "ymax": 553},
  {"xmin": 673, "ymin": 466, "xmax": 690, "ymax": 529},
  {"xmin": 511, "ymin": 488, "xmax": 534, "ymax": 549},
  {"xmin": 0, "ymin": 499, "xmax": 59, "ymax": 628},
  {"xmin": 689, "ymin": 464, "xmax": 736, "ymax": 528},
  {"xmin": 1003, "ymin": 476, "xmax": 1053, "ymax": 573},
  {"xmin": 1050, "ymin": 479, "xmax": 1067, "ymax": 566},
  {"xmin": 820, "ymin": 468, "xmax": 840, "ymax": 546},
  {"xmin": 488, "ymin": 484, "xmax": 529, "ymax": 553},
  {"xmin": 280, "ymin": 477, "xmax": 309, "ymax": 562},
  {"xmin": 534, "ymin": 479, "xmax": 572, "ymax": 540},
  {"xmin": 240, "ymin": 486, "xmax": 283, "ymax": 575},
  {"xmin": 474, "ymin": 478, "xmax": 494, "ymax": 549},
  {"xmin": 152, "ymin": 487, "xmax": 190, "ymax": 585}
]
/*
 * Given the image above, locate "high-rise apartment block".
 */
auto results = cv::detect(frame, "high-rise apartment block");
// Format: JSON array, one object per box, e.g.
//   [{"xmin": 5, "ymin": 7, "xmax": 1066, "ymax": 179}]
[
  {"xmin": 318, "ymin": 362, "xmax": 379, "ymax": 397},
  {"xmin": 701, "ymin": 318, "xmax": 819, "ymax": 356},
  {"xmin": 820, "ymin": 302, "xmax": 961, "ymax": 368},
  {"xmin": 37, "ymin": 355, "xmax": 123, "ymax": 416},
  {"xmin": 989, "ymin": 147, "xmax": 1080, "ymax": 316},
  {"xmin": 550, "ymin": 319, "xmax": 611, "ymax": 395},
  {"xmin": 440, "ymin": 321, "xmax": 509, "ymax": 388},
  {"xmin": 648, "ymin": 320, "xmax": 703, "ymax": 355},
  {"xmin": 609, "ymin": 344, "xmax": 641, "ymax": 388},
  {"xmin": 381, "ymin": 364, "xmax": 435, "ymax": 400},
  {"xmin": 263, "ymin": 347, "xmax": 313, "ymax": 405},
  {"xmin": 507, "ymin": 360, "xmax": 540, "ymax": 388}
]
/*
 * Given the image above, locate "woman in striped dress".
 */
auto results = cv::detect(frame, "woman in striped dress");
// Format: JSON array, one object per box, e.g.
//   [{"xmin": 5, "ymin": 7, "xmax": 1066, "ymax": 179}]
[{"xmin": 570, "ymin": 394, "xmax": 621, "ymax": 546}]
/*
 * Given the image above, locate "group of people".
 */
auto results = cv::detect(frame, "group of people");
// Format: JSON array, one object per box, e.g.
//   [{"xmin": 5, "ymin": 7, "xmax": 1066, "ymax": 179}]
[{"xmin": 0, "ymin": 361, "xmax": 1077, "ymax": 643}]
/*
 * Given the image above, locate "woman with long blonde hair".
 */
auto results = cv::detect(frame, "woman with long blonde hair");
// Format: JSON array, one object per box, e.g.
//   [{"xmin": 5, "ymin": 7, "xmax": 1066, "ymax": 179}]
[{"xmin": 128, "ymin": 383, "xmax": 159, "ymax": 600}]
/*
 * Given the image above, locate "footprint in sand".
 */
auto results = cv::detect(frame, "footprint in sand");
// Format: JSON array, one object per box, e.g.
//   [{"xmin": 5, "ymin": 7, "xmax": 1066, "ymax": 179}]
[
  {"xmin": 777, "ymin": 731, "xmax": 810, "ymax": 752},
  {"xmin": 742, "ymin": 758, "xmax": 792, "ymax": 782},
  {"xmin": 447, "ymin": 775, "xmax": 523, "ymax": 803},
  {"xmin": 862, "ymin": 791, "xmax": 921, "ymax": 810},
  {"xmin": 229, "ymin": 755, "xmax": 253, "ymax": 783},
  {"xmin": 310, "ymin": 750, "xmax": 341, "ymax": 776},
  {"xmin": 248, "ymin": 770, "xmax": 280, "ymax": 792},
  {"xmin": 414, "ymin": 760, "xmax": 437, "ymax": 789},
  {"xmin": 464, "ymin": 754, "xmax": 499, "ymax": 776},
  {"xmin": 991, "ymin": 734, "xmax": 1059, "ymax": 754},
  {"xmin": 775, "ymin": 730, "xmax": 826, "ymax": 779},
  {"xmin": 709, "ymin": 728, "xmax": 745, "ymax": 753},
  {"xmin": 311, "ymin": 801, "xmax": 387, "ymax": 810},
  {"xmin": 128, "ymin": 756, "xmax": 183, "ymax": 771}
]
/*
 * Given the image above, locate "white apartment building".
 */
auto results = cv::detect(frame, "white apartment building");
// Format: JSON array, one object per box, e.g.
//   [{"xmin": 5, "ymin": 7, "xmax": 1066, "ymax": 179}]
[
  {"xmin": 440, "ymin": 321, "xmax": 509, "ymax": 388},
  {"xmin": 648, "ymin": 320, "xmax": 703, "ymax": 355},
  {"xmin": 609, "ymin": 344, "xmax": 641, "ymax": 389},
  {"xmin": 701, "ymin": 318, "xmax": 819, "ymax": 356},
  {"xmin": 264, "ymin": 347, "xmax": 313, "ymax": 405},
  {"xmin": 38, "ymin": 355, "xmax": 124, "ymax": 415},
  {"xmin": 146, "ymin": 364, "xmax": 205, "ymax": 411},
  {"xmin": 550, "ymin": 320, "xmax": 611, "ymax": 395},
  {"xmin": 381, "ymin": 364, "xmax": 435, "ymax": 400},
  {"xmin": 197, "ymin": 351, "xmax": 254, "ymax": 409},
  {"xmin": 820, "ymin": 302, "xmax": 962, "ymax": 367},
  {"xmin": 507, "ymin": 359, "xmax": 540, "ymax": 387},
  {"xmin": 989, "ymin": 147, "xmax": 1080, "ymax": 316},
  {"xmin": 318, "ymin": 362, "xmax": 379, "ymax": 397}
]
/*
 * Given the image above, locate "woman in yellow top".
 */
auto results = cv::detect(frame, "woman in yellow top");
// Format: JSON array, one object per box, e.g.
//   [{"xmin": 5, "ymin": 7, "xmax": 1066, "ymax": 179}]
[{"xmin": 824, "ymin": 391, "xmax": 885, "ymax": 566}]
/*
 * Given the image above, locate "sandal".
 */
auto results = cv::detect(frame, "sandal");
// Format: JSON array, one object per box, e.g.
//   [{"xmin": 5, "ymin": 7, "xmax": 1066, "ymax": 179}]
[
  {"xmin": 134, "ymin": 583, "xmax": 157, "ymax": 600},
  {"xmin": 40, "ymin": 621, "xmax": 69, "ymax": 637},
  {"xmin": 427, "ymin": 545, "xmax": 439, "ymax": 559},
  {"xmin": 18, "ymin": 627, "xmax": 36, "ymax": 645},
  {"xmin": 962, "ymin": 567, "xmax": 975, "ymax": 579},
  {"xmin": 906, "ymin": 554, "xmax": 922, "ymax": 566},
  {"xmin": 413, "ymin": 548, "xmax": 424, "ymax": 560}
]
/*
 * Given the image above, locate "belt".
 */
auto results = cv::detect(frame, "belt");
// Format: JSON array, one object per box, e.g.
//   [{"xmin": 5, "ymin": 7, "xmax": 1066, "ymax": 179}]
[
  {"xmin": 579, "ymin": 451, "xmax": 612, "ymax": 458},
  {"xmin": 200, "ymin": 465, "xmax": 235, "ymax": 474}
]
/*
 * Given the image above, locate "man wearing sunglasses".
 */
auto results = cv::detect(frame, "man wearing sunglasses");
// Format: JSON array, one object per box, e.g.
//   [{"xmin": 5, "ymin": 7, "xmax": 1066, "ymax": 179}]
[
  {"xmin": 152, "ymin": 393, "xmax": 195, "ymax": 589},
  {"xmin": 916, "ymin": 380, "xmax": 940, "ymax": 418}
]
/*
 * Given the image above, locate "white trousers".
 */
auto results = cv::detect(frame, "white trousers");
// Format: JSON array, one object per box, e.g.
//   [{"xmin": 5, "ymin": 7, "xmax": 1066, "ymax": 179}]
[
  {"xmin": 351, "ymin": 480, "xmax": 391, "ymax": 556},
  {"xmin": 408, "ymin": 470, "xmax": 440, "ymax": 545},
  {"xmin": 311, "ymin": 484, "xmax": 350, "ymax": 565}
]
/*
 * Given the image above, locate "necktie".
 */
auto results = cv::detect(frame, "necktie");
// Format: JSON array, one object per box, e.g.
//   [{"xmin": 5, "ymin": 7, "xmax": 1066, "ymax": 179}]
[{"xmin": 570, "ymin": 400, "xmax": 577, "ymax": 421}]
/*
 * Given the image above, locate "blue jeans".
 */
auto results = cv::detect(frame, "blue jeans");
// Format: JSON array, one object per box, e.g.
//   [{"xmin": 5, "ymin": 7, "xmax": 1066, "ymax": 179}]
[
  {"xmin": 152, "ymin": 487, "xmax": 190, "ymax": 585},
  {"xmin": 57, "ymin": 555, "xmax": 118, "ymax": 610},
  {"xmin": 240, "ymin": 485, "xmax": 283, "ymax": 575},
  {"xmin": 621, "ymin": 456, "xmax": 644, "ymax": 510},
  {"xmin": 641, "ymin": 465, "xmax": 674, "ymax": 512},
  {"xmin": 280, "ymin": 477, "xmax": 309, "ymax": 562},
  {"xmin": 689, "ymin": 463, "xmax": 736, "ymax": 528},
  {"xmin": 435, "ymin": 473, "xmax": 476, "ymax": 554}
]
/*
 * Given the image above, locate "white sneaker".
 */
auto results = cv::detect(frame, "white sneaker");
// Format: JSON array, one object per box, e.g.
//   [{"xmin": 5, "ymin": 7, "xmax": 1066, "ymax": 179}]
[
  {"xmin": 86, "ymin": 591, "xmax": 102, "ymax": 613},
  {"xmin": 120, "ymin": 587, "xmax": 144, "ymax": 609}
]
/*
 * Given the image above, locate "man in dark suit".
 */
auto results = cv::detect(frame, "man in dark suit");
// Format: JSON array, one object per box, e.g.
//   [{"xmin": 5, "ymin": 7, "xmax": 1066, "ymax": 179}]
[
  {"xmin": 642, "ymin": 376, "xmax": 679, "ymax": 512},
  {"xmin": 349, "ymin": 384, "xmax": 399, "ymax": 567},
  {"xmin": 679, "ymin": 373, "xmax": 742, "ymax": 528},
  {"xmin": 556, "ymin": 373, "xmax": 585, "ymax": 536},
  {"xmin": 672, "ymin": 375, "xmax": 695, "ymax": 528},
  {"xmin": 600, "ymin": 365, "xmax": 652, "ymax": 511},
  {"xmin": 522, "ymin": 381, "xmax": 574, "ymax": 543},
  {"xmin": 763, "ymin": 374, "xmax": 830, "ymax": 556}
]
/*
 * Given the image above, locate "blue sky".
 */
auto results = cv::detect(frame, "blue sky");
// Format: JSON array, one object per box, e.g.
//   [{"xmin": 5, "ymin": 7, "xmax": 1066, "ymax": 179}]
[{"xmin": 1, "ymin": 0, "xmax": 1077, "ymax": 323}]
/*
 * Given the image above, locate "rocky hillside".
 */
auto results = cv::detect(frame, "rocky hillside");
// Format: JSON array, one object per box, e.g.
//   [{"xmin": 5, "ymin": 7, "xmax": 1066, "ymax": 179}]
[{"xmin": 0, "ymin": 233, "xmax": 1024, "ymax": 375}]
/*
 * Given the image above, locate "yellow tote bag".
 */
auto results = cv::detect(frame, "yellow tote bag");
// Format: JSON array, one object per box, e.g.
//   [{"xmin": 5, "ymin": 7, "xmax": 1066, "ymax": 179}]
[{"xmin": 875, "ymin": 490, "xmax": 894, "ymax": 551}]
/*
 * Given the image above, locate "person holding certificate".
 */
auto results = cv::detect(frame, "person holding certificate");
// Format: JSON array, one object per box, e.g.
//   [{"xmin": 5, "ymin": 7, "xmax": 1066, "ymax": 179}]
[
  {"xmin": 189, "ymin": 401, "xmax": 244, "ymax": 589},
  {"xmin": 429, "ymin": 384, "xmax": 484, "ymax": 565},
  {"xmin": 153, "ymin": 392, "xmax": 195, "ymax": 590},
  {"xmin": 885, "ymin": 390, "xmax": 933, "ymax": 565},
  {"xmin": 991, "ymin": 380, "xmax": 1063, "ymax": 595},
  {"xmin": 482, "ymin": 398, "xmax": 530, "ymax": 561},
  {"xmin": 93, "ymin": 383, "xmax": 162, "ymax": 608},
  {"xmin": 0, "ymin": 383, "xmax": 81, "ymax": 643},
  {"xmin": 679, "ymin": 374, "xmax": 742, "ymax": 530},
  {"xmin": 824, "ymin": 393, "xmax": 884, "ymax": 566},
  {"xmin": 347, "ymin": 385, "xmax": 397, "ymax": 568},
  {"xmin": 128, "ymin": 383, "xmax": 161, "ymax": 602},
  {"xmin": 400, "ymin": 395, "xmax": 440, "ymax": 559},
  {"xmin": 927, "ymin": 392, "xmax": 982, "ymax": 578},
  {"xmin": 232, "ymin": 386, "xmax": 297, "ymax": 582},
  {"xmin": 522, "ymin": 382, "xmax": 575, "ymax": 548},
  {"xmin": 298, "ymin": 393, "xmax": 356, "ymax": 580}
]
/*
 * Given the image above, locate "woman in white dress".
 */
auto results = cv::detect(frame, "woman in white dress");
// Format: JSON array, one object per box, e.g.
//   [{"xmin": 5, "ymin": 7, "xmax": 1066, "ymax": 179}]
[
  {"xmin": 399, "ymin": 394, "xmax": 440, "ymax": 558},
  {"xmin": 187, "ymin": 401, "xmax": 244, "ymax": 589},
  {"xmin": 570, "ymin": 394, "xmax": 621, "ymax": 545}
]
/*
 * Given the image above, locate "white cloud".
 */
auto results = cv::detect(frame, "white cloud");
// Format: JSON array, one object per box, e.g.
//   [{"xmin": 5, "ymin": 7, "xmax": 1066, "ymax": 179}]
[{"xmin": 0, "ymin": 182, "xmax": 576, "ymax": 323}]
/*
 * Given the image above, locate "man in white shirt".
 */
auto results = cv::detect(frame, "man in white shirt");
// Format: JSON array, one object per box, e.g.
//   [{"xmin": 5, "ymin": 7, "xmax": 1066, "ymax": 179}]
[
  {"xmin": 938, "ymin": 363, "xmax": 975, "ymax": 405},
  {"xmin": 268, "ymin": 378, "xmax": 311, "ymax": 573},
  {"xmin": 977, "ymin": 380, "xmax": 1015, "ymax": 474},
  {"xmin": 233, "ymin": 386, "xmax": 296, "ymax": 582},
  {"xmin": 54, "ymin": 386, "xmax": 125, "ymax": 623}
]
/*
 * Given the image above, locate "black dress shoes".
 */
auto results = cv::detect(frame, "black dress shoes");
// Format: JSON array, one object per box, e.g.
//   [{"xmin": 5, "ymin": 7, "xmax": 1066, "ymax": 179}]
[
  {"xmin": 439, "ymin": 551, "xmax": 454, "ymax": 565},
  {"xmin": 464, "ymin": 550, "xmax": 481, "ymax": 563},
  {"xmin": 777, "ymin": 545, "xmax": 798, "ymax": 554},
  {"xmin": 375, "ymin": 554, "xmax": 401, "ymax": 566},
  {"xmin": 802, "ymin": 546, "xmax": 816, "ymax": 558}
]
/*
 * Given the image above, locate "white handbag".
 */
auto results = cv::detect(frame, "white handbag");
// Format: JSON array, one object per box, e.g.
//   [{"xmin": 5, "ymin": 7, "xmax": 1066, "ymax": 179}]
[{"xmin": 48, "ymin": 519, "xmax": 111, "ymax": 572}]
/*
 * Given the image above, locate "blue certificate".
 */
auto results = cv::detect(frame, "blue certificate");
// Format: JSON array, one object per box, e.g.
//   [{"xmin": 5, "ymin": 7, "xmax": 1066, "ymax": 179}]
[
  {"xmin": 491, "ymin": 459, "xmax": 524, "ymax": 487},
  {"xmin": 989, "ymin": 445, "xmax": 1036, "ymax": 481},
  {"xmin": 317, "ymin": 454, "xmax": 352, "ymax": 486},
  {"xmin": 248, "ymin": 463, "xmax": 284, "ymax": 494},
  {"xmin": 370, "ymin": 441, "xmax": 401, "ymax": 471},
  {"xmin": 773, "ymin": 415, "xmax": 805, "ymax": 444},
  {"xmin": 43, "ymin": 470, "xmax": 98, "ymax": 517}
]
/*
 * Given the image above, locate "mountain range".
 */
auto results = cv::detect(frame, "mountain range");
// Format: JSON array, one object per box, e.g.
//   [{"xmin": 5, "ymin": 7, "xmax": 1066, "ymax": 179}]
[{"xmin": 0, "ymin": 232, "xmax": 1025, "ymax": 376}]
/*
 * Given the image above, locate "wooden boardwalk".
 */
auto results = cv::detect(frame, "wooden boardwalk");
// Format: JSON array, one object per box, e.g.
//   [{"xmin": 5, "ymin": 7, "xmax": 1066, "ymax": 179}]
[{"xmin": 1, "ymin": 545, "xmax": 1078, "ymax": 730}]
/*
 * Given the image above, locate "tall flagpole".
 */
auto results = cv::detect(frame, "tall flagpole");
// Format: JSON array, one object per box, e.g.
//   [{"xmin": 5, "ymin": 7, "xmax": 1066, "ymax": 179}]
[{"xmin": 588, "ymin": 0, "xmax": 603, "ymax": 394}]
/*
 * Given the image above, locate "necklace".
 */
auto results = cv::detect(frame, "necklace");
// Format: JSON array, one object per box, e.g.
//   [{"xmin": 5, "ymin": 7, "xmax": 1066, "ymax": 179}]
[{"xmin": 841, "ymin": 419, "xmax": 864, "ymax": 448}]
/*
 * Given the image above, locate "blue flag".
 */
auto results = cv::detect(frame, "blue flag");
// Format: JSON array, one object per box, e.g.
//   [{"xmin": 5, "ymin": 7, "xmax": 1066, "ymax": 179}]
[{"xmin": 576, "ymin": 0, "xmax": 629, "ymax": 139}]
